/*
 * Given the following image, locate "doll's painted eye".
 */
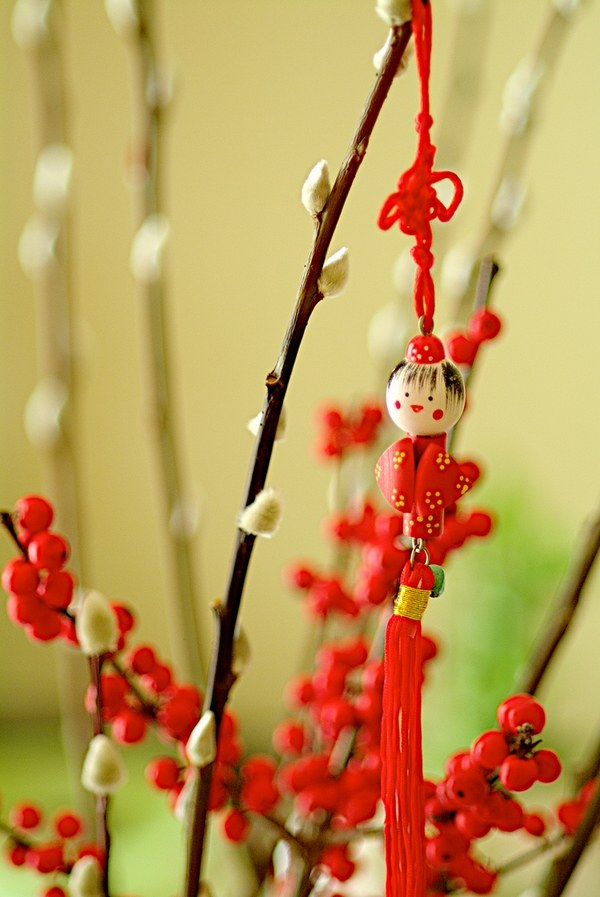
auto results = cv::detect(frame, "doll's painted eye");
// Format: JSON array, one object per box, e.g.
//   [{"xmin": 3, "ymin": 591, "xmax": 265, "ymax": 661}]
[
  {"xmin": 427, "ymin": 395, "xmax": 433, "ymax": 402},
  {"xmin": 404, "ymin": 392, "xmax": 409, "ymax": 398},
  {"xmin": 394, "ymin": 400, "xmax": 401, "ymax": 409}
]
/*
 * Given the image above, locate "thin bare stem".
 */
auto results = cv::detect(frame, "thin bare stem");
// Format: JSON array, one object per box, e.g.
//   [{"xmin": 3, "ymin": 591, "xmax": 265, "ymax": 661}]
[
  {"xmin": 17, "ymin": 0, "xmax": 92, "ymax": 828},
  {"xmin": 496, "ymin": 833, "xmax": 564, "ymax": 876},
  {"xmin": 541, "ymin": 780, "xmax": 600, "ymax": 897},
  {"xmin": 88, "ymin": 656, "xmax": 111, "ymax": 896},
  {"xmin": 515, "ymin": 505, "xmax": 600, "ymax": 695},
  {"xmin": 182, "ymin": 22, "xmax": 413, "ymax": 897},
  {"xmin": 119, "ymin": 0, "xmax": 204, "ymax": 685}
]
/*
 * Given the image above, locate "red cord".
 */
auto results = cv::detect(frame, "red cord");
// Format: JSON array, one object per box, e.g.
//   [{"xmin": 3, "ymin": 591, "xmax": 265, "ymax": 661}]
[{"xmin": 378, "ymin": 0, "xmax": 463, "ymax": 333}]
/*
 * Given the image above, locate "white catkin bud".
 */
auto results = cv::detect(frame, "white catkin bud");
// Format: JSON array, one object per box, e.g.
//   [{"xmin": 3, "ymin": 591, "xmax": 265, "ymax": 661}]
[
  {"xmin": 318, "ymin": 247, "xmax": 349, "ymax": 298},
  {"xmin": 81, "ymin": 735, "xmax": 127, "ymax": 796},
  {"xmin": 186, "ymin": 711, "xmax": 217, "ymax": 767},
  {"xmin": 169, "ymin": 498, "xmax": 199, "ymax": 539},
  {"xmin": 373, "ymin": 32, "xmax": 412, "ymax": 76},
  {"xmin": 18, "ymin": 214, "xmax": 58, "ymax": 278},
  {"xmin": 246, "ymin": 406, "xmax": 287, "ymax": 441},
  {"xmin": 68, "ymin": 855, "xmax": 104, "ymax": 897},
  {"xmin": 76, "ymin": 590, "xmax": 119, "ymax": 656},
  {"xmin": 33, "ymin": 144, "xmax": 73, "ymax": 215},
  {"xmin": 104, "ymin": 0, "xmax": 139, "ymax": 37},
  {"xmin": 552, "ymin": 0, "xmax": 580, "ymax": 16},
  {"xmin": 238, "ymin": 487, "xmax": 283, "ymax": 538},
  {"xmin": 440, "ymin": 243, "xmax": 476, "ymax": 300},
  {"xmin": 232, "ymin": 625, "xmax": 251, "ymax": 676},
  {"xmin": 11, "ymin": 0, "xmax": 51, "ymax": 49},
  {"xmin": 174, "ymin": 770, "xmax": 195, "ymax": 822},
  {"xmin": 24, "ymin": 377, "xmax": 67, "ymax": 449},
  {"xmin": 130, "ymin": 213, "xmax": 170, "ymax": 284},
  {"xmin": 301, "ymin": 160, "xmax": 331, "ymax": 216},
  {"xmin": 500, "ymin": 57, "xmax": 544, "ymax": 136},
  {"xmin": 374, "ymin": 0, "xmax": 412, "ymax": 25},
  {"xmin": 491, "ymin": 175, "xmax": 526, "ymax": 231}
]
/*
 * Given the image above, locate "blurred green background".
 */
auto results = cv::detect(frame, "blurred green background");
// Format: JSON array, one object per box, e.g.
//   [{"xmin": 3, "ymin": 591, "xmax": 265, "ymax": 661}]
[{"xmin": 1, "ymin": 1, "xmax": 599, "ymax": 894}]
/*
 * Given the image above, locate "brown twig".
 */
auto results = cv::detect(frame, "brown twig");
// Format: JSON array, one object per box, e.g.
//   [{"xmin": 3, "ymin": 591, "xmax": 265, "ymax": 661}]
[
  {"xmin": 0, "ymin": 512, "xmax": 28, "ymax": 560},
  {"xmin": 182, "ymin": 21, "xmax": 414, "ymax": 897},
  {"xmin": 541, "ymin": 778, "xmax": 600, "ymax": 897},
  {"xmin": 515, "ymin": 506, "xmax": 600, "ymax": 695},
  {"xmin": 452, "ymin": 3, "xmax": 584, "ymax": 321}
]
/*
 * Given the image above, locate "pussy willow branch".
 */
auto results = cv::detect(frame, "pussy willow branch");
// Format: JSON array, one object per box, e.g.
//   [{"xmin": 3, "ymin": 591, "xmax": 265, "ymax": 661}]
[
  {"xmin": 120, "ymin": 0, "xmax": 204, "ymax": 685},
  {"xmin": 17, "ymin": 0, "xmax": 92, "ymax": 830},
  {"xmin": 89, "ymin": 655, "xmax": 111, "ymax": 896},
  {"xmin": 182, "ymin": 21, "xmax": 413, "ymax": 897},
  {"xmin": 515, "ymin": 504, "xmax": 600, "ymax": 695},
  {"xmin": 452, "ymin": 1, "xmax": 584, "ymax": 320}
]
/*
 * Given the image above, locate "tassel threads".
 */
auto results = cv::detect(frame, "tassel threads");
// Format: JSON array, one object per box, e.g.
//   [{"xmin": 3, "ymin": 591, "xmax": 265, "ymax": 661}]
[
  {"xmin": 382, "ymin": 561, "xmax": 435, "ymax": 897},
  {"xmin": 393, "ymin": 584, "xmax": 430, "ymax": 621}
]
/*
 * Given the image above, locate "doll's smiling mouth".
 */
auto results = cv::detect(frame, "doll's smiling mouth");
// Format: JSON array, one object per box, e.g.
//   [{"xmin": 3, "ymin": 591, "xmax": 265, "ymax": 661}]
[{"xmin": 411, "ymin": 404, "xmax": 424, "ymax": 412}]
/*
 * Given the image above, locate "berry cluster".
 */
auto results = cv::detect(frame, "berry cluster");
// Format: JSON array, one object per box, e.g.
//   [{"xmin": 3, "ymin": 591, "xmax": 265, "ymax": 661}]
[
  {"xmin": 446, "ymin": 307, "xmax": 502, "ymax": 368},
  {"xmin": 4, "ymin": 800, "xmax": 101, "ymax": 895},
  {"xmin": 316, "ymin": 401, "xmax": 384, "ymax": 459},
  {"xmin": 1, "ymin": 496, "xmax": 76, "ymax": 643},
  {"xmin": 288, "ymin": 499, "xmax": 492, "ymax": 619},
  {"xmin": 424, "ymin": 693, "xmax": 561, "ymax": 895}
]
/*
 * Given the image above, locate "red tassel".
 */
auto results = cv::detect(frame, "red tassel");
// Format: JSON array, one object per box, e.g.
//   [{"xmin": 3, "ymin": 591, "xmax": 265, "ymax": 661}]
[{"xmin": 382, "ymin": 561, "xmax": 435, "ymax": 897}]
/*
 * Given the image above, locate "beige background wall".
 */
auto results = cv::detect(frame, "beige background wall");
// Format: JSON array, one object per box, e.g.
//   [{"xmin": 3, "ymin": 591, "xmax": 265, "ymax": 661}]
[{"xmin": 0, "ymin": 0, "xmax": 599, "ymax": 770}]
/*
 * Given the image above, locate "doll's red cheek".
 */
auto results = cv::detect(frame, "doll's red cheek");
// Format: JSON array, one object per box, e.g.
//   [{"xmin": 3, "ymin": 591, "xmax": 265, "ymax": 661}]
[
  {"xmin": 433, "ymin": 409, "xmax": 444, "ymax": 421},
  {"xmin": 395, "ymin": 401, "xmax": 401, "ymax": 409}
]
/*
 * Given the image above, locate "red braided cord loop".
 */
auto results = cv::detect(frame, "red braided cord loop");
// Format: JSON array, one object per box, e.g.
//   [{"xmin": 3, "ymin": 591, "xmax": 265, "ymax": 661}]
[{"xmin": 377, "ymin": 0, "xmax": 463, "ymax": 333}]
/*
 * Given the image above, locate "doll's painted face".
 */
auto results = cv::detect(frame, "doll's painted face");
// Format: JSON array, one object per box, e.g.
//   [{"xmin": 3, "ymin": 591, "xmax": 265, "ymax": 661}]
[{"xmin": 386, "ymin": 360, "xmax": 465, "ymax": 436}]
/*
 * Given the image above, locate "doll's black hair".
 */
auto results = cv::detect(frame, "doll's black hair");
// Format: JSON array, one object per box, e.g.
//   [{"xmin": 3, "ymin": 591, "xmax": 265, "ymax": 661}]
[{"xmin": 387, "ymin": 359, "xmax": 465, "ymax": 414}]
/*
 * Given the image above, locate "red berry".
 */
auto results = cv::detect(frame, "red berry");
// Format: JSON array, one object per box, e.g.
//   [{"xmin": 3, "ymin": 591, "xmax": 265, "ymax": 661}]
[
  {"xmin": 497, "ymin": 796, "xmax": 525, "ymax": 832},
  {"xmin": 471, "ymin": 730, "xmax": 509, "ymax": 769},
  {"xmin": 534, "ymin": 748, "xmax": 561, "ymax": 783},
  {"xmin": 446, "ymin": 332, "xmax": 478, "ymax": 366},
  {"xmin": 455, "ymin": 809, "xmax": 492, "ymax": 839},
  {"xmin": 505, "ymin": 699, "xmax": 546, "ymax": 734},
  {"xmin": 141, "ymin": 662, "xmax": 172, "ymax": 693},
  {"xmin": 287, "ymin": 564, "xmax": 316, "ymax": 590},
  {"xmin": 318, "ymin": 843, "xmax": 355, "ymax": 882},
  {"xmin": 426, "ymin": 828, "xmax": 469, "ymax": 867},
  {"xmin": 157, "ymin": 693, "xmax": 199, "ymax": 741},
  {"xmin": 129, "ymin": 644, "xmax": 157, "ymax": 675},
  {"xmin": 497, "ymin": 693, "xmax": 535, "ymax": 730},
  {"xmin": 26, "ymin": 842, "xmax": 64, "ymax": 873},
  {"xmin": 27, "ymin": 532, "xmax": 69, "ymax": 571},
  {"xmin": 445, "ymin": 769, "xmax": 489, "ymax": 807},
  {"xmin": 467, "ymin": 308, "xmax": 502, "ymax": 344},
  {"xmin": 43, "ymin": 888, "xmax": 67, "ymax": 897},
  {"xmin": 6, "ymin": 593, "xmax": 43, "ymax": 626},
  {"xmin": 112, "ymin": 603, "xmax": 135, "ymax": 636},
  {"xmin": 39, "ymin": 570, "xmax": 75, "ymax": 609},
  {"xmin": 10, "ymin": 802, "xmax": 42, "ymax": 830},
  {"xmin": 499, "ymin": 755, "xmax": 539, "ymax": 792},
  {"xmin": 272, "ymin": 720, "xmax": 306, "ymax": 756},
  {"xmin": 145, "ymin": 756, "xmax": 181, "ymax": 790},
  {"xmin": 7, "ymin": 843, "xmax": 28, "ymax": 866},
  {"xmin": 16, "ymin": 495, "xmax": 54, "ymax": 534},
  {"xmin": 222, "ymin": 809, "xmax": 249, "ymax": 843},
  {"xmin": 54, "ymin": 811, "xmax": 83, "ymax": 839},
  {"xmin": 524, "ymin": 812, "xmax": 546, "ymax": 836},
  {"xmin": 2, "ymin": 558, "xmax": 40, "ymax": 595},
  {"xmin": 558, "ymin": 800, "xmax": 583, "ymax": 834},
  {"xmin": 240, "ymin": 779, "xmax": 280, "ymax": 814},
  {"xmin": 111, "ymin": 708, "xmax": 148, "ymax": 744},
  {"xmin": 26, "ymin": 605, "xmax": 63, "ymax": 642}
]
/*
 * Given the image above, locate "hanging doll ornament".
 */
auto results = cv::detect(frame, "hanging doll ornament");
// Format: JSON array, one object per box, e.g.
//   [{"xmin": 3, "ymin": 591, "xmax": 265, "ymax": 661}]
[{"xmin": 375, "ymin": 2, "xmax": 474, "ymax": 896}]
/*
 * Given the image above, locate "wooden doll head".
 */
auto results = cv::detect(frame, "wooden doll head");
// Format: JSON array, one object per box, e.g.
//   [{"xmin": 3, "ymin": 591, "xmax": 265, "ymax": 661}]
[{"xmin": 386, "ymin": 335, "xmax": 465, "ymax": 436}]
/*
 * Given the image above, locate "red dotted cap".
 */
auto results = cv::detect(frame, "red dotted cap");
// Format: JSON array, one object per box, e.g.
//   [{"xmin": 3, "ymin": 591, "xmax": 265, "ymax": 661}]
[{"xmin": 406, "ymin": 334, "xmax": 445, "ymax": 364}]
